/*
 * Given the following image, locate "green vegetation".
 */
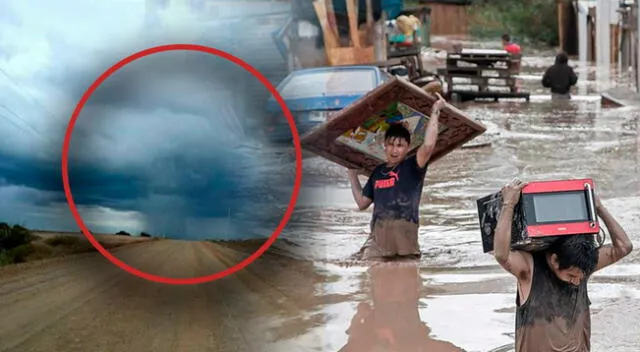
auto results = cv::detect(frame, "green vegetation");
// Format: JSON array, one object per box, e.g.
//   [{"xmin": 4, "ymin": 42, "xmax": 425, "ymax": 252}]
[
  {"xmin": 0, "ymin": 223, "xmax": 148, "ymax": 267},
  {"xmin": 467, "ymin": 0, "xmax": 559, "ymax": 47},
  {"xmin": 44, "ymin": 235, "xmax": 81, "ymax": 247},
  {"xmin": 0, "ymin": 223, "xmax": 39, "ymax": 265},
  {"xmin": 0, "ymin": 224, "xmax": 91, "ymax": 266}
]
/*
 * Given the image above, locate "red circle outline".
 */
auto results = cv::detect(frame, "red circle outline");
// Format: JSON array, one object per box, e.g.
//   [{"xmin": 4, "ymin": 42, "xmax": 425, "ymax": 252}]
[{"xmin": 61, "ymin": 44, "xmax": 302, "ymax": 285}]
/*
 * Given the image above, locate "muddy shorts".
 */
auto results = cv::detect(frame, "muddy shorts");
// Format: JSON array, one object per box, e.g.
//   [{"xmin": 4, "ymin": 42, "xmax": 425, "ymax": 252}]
[{"xmin": 359, "ymin": 219, "xmax": 421, "ymax": 261}]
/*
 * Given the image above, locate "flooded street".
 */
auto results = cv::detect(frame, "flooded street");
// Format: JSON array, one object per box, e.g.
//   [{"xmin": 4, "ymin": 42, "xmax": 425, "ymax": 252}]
[{"xmin": 260, "ymin": 41, "xmax": 640, "ymax": 352}]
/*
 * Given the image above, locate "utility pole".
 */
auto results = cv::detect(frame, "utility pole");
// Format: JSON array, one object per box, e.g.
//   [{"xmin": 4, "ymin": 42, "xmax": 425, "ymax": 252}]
[{"xmin": 596, "ymin": 0, "xmax": 612, "ymax": 68}]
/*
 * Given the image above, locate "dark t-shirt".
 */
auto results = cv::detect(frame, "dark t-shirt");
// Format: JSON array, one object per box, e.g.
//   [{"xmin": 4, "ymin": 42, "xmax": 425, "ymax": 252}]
[
  {"xmin": 542, "ymin": 64, "xmax": 578, "ymax": 95},
  {"xmin": 362, "ymin": 154, "xmax": 428, "ymax": 228}
]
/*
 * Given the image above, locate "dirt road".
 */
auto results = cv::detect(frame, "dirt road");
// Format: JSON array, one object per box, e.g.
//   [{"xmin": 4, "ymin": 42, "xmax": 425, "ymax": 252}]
[{"xmin": 0, "ymin": 239, "xmax": 322, "ymax": 352}]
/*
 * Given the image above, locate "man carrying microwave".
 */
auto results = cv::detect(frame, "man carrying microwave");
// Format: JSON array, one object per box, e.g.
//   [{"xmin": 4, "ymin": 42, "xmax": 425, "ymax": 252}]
[{"xmin": 494, "ymin": 179, "xmax": 633, "ymax": 352}]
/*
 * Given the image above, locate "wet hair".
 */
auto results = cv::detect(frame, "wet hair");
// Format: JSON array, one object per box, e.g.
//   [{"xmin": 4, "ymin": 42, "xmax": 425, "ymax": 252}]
[
  {"xmin": 502, "ymin": 34, "xmax": 511, "ymax": 42},
  {"xmin": 547, "ymin": 235, "xmax": 599, "ymax": 275},
  {"xmin": 384, "ymin": 123, "xmax": 411, "ymax": 145},
  {"xmin": 555, "ymin": 51, "xmax": 569, "ymax": 65}
]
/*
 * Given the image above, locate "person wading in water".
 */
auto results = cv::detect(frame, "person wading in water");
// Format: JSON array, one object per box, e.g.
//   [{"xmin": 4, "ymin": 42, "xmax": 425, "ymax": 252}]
[
  {"xmin": 495, "ymin": 179, "xmax": 633, "ymax": 352},
  {"xmin": 542, "ymin": 51, "xmax": 578, "ymax": 100},
  {"xmin": 347, "ymin": 94, "xmax": 446, "ymax": 261}
]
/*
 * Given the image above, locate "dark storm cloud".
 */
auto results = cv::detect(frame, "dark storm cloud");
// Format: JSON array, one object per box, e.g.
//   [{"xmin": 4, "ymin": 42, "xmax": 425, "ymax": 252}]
[
  {"xmin": 0, "ymin": 149, "xmax": 143, "ymax": 207},
  {"xmin": 0, "ymin": 139, "xmax": 290, "ymax": 225},
  {"xmin": 0, "ymin": 0, "xmax": 294, "ymax": 238},
  {"xmin": 61, "ymin": 50, "xmax": 250, "ymax": 115}
]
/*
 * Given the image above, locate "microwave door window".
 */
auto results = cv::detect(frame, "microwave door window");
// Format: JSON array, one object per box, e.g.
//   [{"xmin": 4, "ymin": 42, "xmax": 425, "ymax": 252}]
[{"xmin": 531, "ymin": 192, "xmax": 589, "ymax": 224}]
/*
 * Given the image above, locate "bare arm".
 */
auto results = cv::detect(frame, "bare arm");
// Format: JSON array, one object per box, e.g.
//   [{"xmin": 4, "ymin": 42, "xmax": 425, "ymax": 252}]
[
  {"xmin": 594, "ymin": 198, "xmax": 633, "ymax": 272},
  {"xmin": 348, "ymin": 170, "xmax": 373, "ymax": 210},
  {"xmin": 416, "ymin": 94, "xmax": 443, "ymax": 168},
  {"xmin": 494, "ymin": 180, "xmax": 532, "ymax": 280}
]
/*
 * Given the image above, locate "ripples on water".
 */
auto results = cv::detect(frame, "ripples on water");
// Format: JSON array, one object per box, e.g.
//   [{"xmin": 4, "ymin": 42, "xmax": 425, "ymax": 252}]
[{"xmin": 260, "ymin": 45, "xmax": 640, "ymax": 351}]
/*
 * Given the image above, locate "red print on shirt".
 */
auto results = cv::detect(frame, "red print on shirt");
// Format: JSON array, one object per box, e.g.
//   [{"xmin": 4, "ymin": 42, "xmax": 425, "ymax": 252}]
[{"xmin": 375, "ymin": 171, "xmax": 399, "ymax": 189}]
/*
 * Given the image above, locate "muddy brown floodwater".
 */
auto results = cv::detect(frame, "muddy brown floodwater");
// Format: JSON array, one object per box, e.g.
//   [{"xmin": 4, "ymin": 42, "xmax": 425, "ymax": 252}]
[{"xmin": 267, "ymin": 39, "xmax": 640, "ymax": 352}]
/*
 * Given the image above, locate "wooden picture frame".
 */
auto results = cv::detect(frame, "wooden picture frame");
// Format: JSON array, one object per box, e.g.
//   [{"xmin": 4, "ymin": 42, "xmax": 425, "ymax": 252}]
[{"xmin": 300, "ymin": 76, "xmax": 487, "ymax": 175}]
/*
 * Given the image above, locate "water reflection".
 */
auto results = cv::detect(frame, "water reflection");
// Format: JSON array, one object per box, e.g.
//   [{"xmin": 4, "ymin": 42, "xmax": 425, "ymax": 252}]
[{"xmin": 340, "ymin": 262, "xmax": 463, "ymax": 352}]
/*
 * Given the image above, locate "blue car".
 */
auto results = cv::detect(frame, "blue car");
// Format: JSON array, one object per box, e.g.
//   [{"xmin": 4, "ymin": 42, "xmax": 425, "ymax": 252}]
[{"xmin": 264, "ymin": 65, "xmax": 389, "ymax": 144}]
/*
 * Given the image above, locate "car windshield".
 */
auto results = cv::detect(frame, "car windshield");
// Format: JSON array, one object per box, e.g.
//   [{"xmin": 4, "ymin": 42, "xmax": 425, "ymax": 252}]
[{"xmin": 279, "ymin": 69, "xmax": 377, "ymax": 99}]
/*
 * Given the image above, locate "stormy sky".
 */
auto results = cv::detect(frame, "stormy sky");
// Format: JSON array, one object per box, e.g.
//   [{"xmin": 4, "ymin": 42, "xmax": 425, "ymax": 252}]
[{"xmin": 0, "ymin": 0, "xmax": 294, "ymax": 239}]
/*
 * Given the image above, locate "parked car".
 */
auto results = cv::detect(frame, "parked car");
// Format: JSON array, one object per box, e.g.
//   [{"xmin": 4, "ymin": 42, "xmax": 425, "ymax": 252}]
[{"xmin": 264, "ymin": 65, "xmax": 389, "ymax": 144}]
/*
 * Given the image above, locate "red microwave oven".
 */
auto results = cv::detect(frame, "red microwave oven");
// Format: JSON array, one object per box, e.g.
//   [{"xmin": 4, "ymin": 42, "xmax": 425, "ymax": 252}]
[{"xmin": 477, "ymin": 178, "xmax": 600, "ymax": 253}]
